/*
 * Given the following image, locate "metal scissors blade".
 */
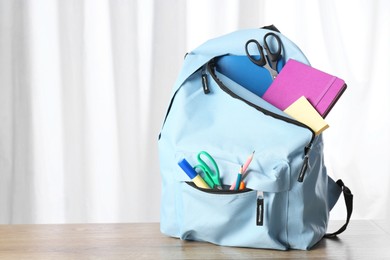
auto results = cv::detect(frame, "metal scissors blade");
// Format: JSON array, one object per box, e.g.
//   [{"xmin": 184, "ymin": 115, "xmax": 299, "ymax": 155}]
[{"xmin": 263, "ymin": 32, "xmax": 282, "ymax": 78}]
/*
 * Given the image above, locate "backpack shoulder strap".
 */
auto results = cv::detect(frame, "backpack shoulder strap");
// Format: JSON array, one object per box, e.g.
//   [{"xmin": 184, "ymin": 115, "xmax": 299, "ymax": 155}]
[{"xmin": 324, "ymin": 179, "xmax": 353, "ymax": 238}]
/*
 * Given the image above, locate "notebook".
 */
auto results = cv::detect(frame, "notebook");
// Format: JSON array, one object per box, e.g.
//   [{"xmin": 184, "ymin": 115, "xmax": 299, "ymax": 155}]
[
  {"xmin": 284, "ymin": 96, "xmax": 329, "ymax": 135},
  {"xmin": 215, "ymin": 55, "xmax": 284, "ymax": 97},
  {"xmin": 262, "ymin": 59, "xmax": 347, "ymax": 118}
]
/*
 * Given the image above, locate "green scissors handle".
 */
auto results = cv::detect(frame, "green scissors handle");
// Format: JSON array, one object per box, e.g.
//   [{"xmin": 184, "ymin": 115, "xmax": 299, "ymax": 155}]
[{"xmin": 194, "ymin": 151, "xmax": 222, "ymax": 190}]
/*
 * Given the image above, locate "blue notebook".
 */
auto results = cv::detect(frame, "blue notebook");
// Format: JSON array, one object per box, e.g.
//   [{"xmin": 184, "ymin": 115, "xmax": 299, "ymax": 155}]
[{"xmin": 215, "ymin": 55, "xmax": 285, "ymax": 97}]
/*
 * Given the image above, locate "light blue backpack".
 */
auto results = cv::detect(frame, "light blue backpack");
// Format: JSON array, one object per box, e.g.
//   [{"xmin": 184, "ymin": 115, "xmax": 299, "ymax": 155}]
[{"xmin": 158, "ymin": 26, "xmax": 352, "ymax": 250}]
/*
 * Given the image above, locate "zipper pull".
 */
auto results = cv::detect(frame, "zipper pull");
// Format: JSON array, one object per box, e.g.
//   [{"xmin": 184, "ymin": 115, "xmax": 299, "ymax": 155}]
[
  {"xmin": 298, "ymin": 155, "xmax": 309, "ymax": 182},
  {"xmin": 256, "ymin": 191, "xmax": 264, "ymax": 226},
  {"xmin": 298, "ymin": 143, "xmax": 312, "ymax": 182},
  {"xmin": 201, "ymin": 68, "xmax": 210, "ymax": 94}
]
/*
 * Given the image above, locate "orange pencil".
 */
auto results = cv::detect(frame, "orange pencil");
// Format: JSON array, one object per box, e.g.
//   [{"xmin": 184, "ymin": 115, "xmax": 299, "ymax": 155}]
[{"xmin": 239, "ymin": 180, "xmax": 245, "ymax": 190}]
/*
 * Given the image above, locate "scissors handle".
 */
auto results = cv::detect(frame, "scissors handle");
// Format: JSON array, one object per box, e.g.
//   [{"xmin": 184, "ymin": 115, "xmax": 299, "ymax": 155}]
[
  {"xmin": 263, "ymin": 32, "xmax": 282, "ymax": 67},
  {"xmin": 245, "ymin": 39, "xmax": 266, "ymax": 67},
  {"xmin": 196, "ymin": 151, "xmax": 222, "ymax": 189}
]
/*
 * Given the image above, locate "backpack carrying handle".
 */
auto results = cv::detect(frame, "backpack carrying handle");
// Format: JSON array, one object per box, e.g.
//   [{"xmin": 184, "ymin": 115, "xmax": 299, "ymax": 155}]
[{"xmin": 261, "ymin": 24, "xmax": 281, "ymax": 33}]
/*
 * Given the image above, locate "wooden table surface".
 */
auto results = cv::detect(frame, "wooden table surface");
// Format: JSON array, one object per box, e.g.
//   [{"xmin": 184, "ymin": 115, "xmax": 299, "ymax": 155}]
[{"xmin": 0, "ymin": 220, "xmax": 389, "ymax": 259}]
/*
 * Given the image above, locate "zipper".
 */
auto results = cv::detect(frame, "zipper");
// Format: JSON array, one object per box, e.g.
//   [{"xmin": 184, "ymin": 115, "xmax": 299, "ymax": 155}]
[
  {"xmin": 158, "ymin": 89, "xmax": 179, "ymax": 140},
  {"xmin": 186, "ymin": 182, "xmax": 252, "ymax": 194},
  {"xmin": 206, "ymin": 59, "xmax": 315, "ymax": 182}
]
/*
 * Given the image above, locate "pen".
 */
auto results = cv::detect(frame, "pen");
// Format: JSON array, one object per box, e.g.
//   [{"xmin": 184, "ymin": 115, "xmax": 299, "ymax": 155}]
[{"xmin": 178, "ymin": 158, "xmax": 210, "ymax": 189}]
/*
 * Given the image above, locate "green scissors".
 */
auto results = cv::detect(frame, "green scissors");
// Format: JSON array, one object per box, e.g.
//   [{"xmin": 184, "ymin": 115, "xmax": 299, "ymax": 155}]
[{"xmin": 193, "ymin": 151, "xmax": 222, "ymax": 190}]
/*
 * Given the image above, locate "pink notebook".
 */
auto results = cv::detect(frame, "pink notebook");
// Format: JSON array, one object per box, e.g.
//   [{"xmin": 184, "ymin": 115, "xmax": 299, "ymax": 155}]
[{"xmin": 262, "ymin": 59, "xmax": 347, "ymax": 118}]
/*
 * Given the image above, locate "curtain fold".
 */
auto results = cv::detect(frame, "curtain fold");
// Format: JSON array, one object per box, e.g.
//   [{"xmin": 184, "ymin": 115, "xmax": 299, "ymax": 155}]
[
  {"xmin": 0, "ymin": 0, "xmax": 35, "ymax": 223},
  {"xmin": 0, "ymin": 0, "xmax": 389, "ymax": 223}
]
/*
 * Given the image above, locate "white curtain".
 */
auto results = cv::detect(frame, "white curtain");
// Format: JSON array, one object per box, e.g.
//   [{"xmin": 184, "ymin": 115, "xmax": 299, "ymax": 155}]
[{"xmin": 0, "ymin": 0, "xmax": 389, "ymax": 223}]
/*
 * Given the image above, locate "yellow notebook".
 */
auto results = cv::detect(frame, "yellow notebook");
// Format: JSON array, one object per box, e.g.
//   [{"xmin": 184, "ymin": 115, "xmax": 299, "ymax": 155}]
[{"xmin": 284, "ymin": 96, "xmax": 329, "ymax": 135}]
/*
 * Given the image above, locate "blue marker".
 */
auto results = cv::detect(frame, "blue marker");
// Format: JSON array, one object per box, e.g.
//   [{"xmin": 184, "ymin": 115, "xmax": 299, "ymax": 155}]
[{"xmin": 178, "ymin": 158, "xmax": 210, "ymax": 189}]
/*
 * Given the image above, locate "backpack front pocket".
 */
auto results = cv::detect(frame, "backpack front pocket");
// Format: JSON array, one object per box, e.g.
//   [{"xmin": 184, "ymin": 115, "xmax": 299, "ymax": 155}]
[{"xmin": 177, "ymin": 180, "xmax": 289, "ymax": 250}]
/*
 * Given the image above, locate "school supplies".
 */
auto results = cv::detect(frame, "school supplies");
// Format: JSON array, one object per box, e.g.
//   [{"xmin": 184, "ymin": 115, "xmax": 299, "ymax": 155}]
[
  {"xmin": 234, "ymin": 166, "xmax": 243, "ymax": 190},
  {"xmin": 159, "ymin": 26, "xmax": 352, "ymax": 251},
  {"xmin": 215, "ymin": 55, "xmax": 284, "ymax": 97},
  {"xmin": 193, "ymin": 151, "xmax": 222, "ymax": 190},
  {"xmin": 284, "ymin": 96, "xmax": 329, "ymax": 135},
  {"xmin": 262, "ymin": 59, "xmax": 347, "ymax": 118},
  {"xmin": 215, "ymin": 33, "xmax": 284, "ymax": 98},
  {"xmin": 245, "ymin": 32, "xmax": 283, "ymax": 79},
  {"xmin": 242, "ymin": 150, "xmax": 255, "ymax": 173},
  {"xmin": 230, "ymin": 151, "xmax": 255, "ymax": 190},
  {"xmin": 178, "ymin": 159, "xmax": 210, "ymax": 189}
]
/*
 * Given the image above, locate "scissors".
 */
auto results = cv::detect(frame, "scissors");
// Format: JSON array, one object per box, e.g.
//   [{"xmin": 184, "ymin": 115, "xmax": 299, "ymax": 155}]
[
  {"xmin": 244, "ymin": 32, "xmax": 283, "ymax": 79},
  {"xmin": 193, "ymin": 151, "xmax": 222, "ymax": 190}
]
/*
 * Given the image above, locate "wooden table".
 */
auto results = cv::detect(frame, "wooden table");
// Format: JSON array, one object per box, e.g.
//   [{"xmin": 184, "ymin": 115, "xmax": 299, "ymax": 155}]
[{"xmin": 0, "ymin": 220, "xmax": 389, "ymax": 259}]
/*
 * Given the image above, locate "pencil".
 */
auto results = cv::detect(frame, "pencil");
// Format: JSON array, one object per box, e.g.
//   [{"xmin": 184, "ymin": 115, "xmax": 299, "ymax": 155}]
[
  {"xmin": 229, "ymin": 151, "xmax": 256, "ymax": 190},
  {"xmin": 234, "ymin": 166, "xmax": 243, "ymax": 190},
  {"xmin": 242, "ymin": 150, "xmax": 255, "ymax": 174}
]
